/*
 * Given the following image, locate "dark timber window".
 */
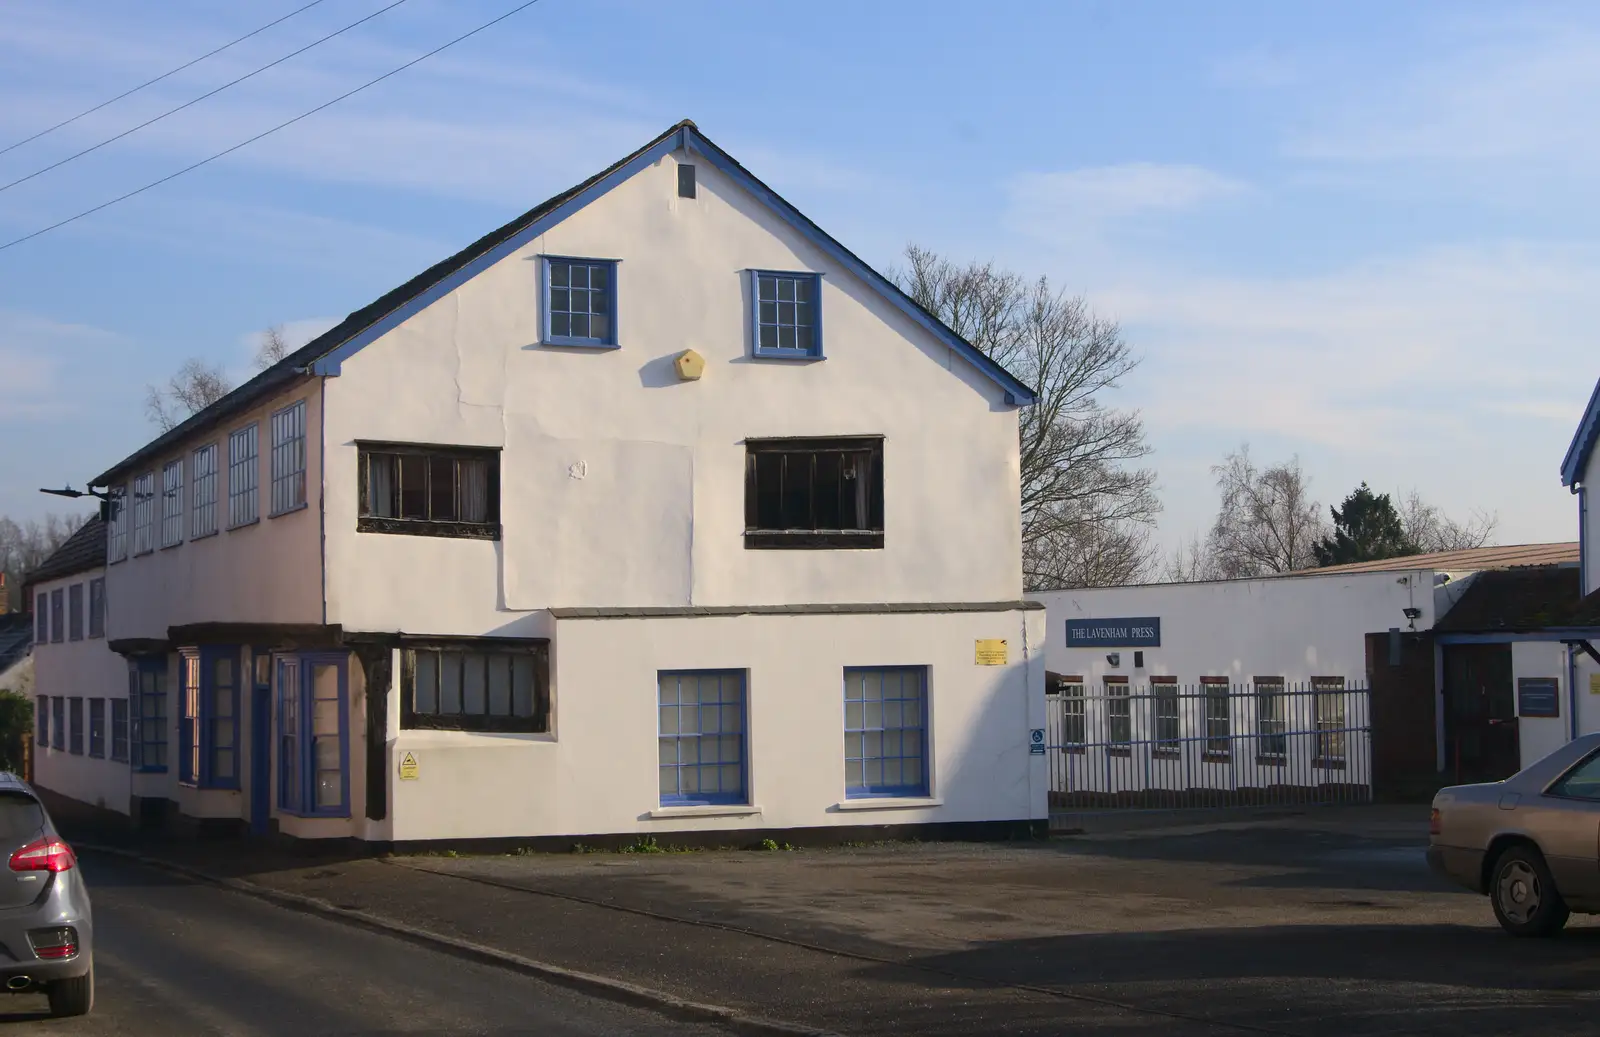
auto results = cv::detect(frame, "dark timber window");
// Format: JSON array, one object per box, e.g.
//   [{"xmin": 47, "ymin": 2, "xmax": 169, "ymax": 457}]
[
  {"xmin": 744, "ymin": 437, "xmax": 883, "ymax": 549},
  {"xmin": 401, "ymin": 643, "xmax": 549, "ymax": 733},
  {"xmin": 358, "ymin": 444, "xmax": 500, "ymax": 540}
]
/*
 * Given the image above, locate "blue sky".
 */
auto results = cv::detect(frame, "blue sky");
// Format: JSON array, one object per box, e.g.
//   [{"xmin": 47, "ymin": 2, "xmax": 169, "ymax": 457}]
[{"xmin": 1, "ymin": 0, "xmax": 1595, "ymax": 554}]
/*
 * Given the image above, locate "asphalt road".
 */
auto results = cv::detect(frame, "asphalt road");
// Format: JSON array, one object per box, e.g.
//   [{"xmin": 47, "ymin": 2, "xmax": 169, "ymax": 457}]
[{"xmin": 0, "ymin": 851, "xmax": 730, "ymax": 1036}]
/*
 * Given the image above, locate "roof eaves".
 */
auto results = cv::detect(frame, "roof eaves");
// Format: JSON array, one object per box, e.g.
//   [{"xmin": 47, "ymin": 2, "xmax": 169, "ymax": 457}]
[{"xmin": 1561, "ymin": 376, "xmax": 1600, "ymax": 489}]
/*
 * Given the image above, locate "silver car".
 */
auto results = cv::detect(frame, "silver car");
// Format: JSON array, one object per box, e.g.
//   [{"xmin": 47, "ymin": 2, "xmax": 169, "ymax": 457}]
[
  {"xmin": 0, "ymin": 773, "xmax": 93, "ymax": 1016},
  {"xmin": 1429, "ymin": 732, "xmax": 1600, "ymax": 937}
]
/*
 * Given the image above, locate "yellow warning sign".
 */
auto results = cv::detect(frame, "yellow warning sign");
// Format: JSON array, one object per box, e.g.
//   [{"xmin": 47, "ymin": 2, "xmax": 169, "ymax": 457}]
[
  {"xmin": 398, "ymin": 751, "xmax": 420, "ymax": 781},
  {"xmin": 975, "ymin": 639, "xmax": 1008, "ymax": 666}
]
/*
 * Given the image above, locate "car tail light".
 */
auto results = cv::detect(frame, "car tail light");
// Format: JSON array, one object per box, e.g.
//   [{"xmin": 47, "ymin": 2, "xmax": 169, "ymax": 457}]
[
  {"xmin": 1429, "ymin": 808, "xmax": 1441, "ymax": 836},
  {"xmin": 26, "ymin": 927, "xmax": 76, "ymax": 960},
  {"xmin": 8, "ymin": 837, "xmax": 75, "ymax": 873}
]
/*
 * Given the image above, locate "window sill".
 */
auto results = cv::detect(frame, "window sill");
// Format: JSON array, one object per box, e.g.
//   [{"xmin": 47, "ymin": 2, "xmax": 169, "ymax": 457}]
[
  {"xmin": 1313, "ymin": 759, "xmax": 1348, "ymax": 771},
  {"xmin": 1202, "ymin": 751, "xmax": 1233, "ymax": 763},
  {"xmin": 750, "ymin": 349, "xmax": 825, "ymax": 362},
  {"xmin": 1255, "ymin": 755, "xmax": 1286, "ymax": 767},
  {"xmin": 541, "ymin": 337, "xmax": 620, "ymax": 350},
  {"xmin": 190, "ymin": 529, "xmax": 219, "ymax": 541},
  {"xmin": 648, "ymin": 804, "xmax": 762, "ymax": 820},
  {"xmin": 743, "ymin": 531, "xmax": 884, "ymax": 550},
  {"xmin": 1152, "ymin": 749, "xmax": 1182, "ymax": 759},
  {"xmin": 160, "ymin": 542, "xmax": 181, "ymax": 552},
  {"xmin": 396, "ymin": 729, "xmax": 555, "ymax": 745},
  {"xmin": 279, "ymin": 810, "xmax": 352, "ymax": 820},
  {"xmin": 1107, "ymin": 747, "xmax": 1132, "ymax": 757},
  {"xmin": 227, "ymin": 518, "xmax": 260, "ymax": 532},
  {"xmin": 358, "ymin": 517, "xmax": 501, "ymax": 541},
  {"xmin": 269, "ymin": 502, "xmax": 308, "ymax": 519},
  {"xmin": 835, "ymin": 796, "xmax": 942, "ymax": 812}
]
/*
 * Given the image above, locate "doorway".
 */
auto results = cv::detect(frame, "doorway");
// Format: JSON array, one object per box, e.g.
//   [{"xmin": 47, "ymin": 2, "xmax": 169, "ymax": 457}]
[{"xmin": 1442, "ymin": 644, "xmax": 1520, "ymax": 783}]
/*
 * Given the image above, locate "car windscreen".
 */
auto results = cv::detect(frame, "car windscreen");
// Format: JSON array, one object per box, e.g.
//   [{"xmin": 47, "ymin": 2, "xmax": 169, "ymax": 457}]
[{"xmin": 0, "ymin": 793, "xmax": 45, "ymax": 843}]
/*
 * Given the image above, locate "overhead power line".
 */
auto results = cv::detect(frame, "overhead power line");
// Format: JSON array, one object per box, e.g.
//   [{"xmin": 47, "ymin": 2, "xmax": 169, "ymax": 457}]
[
  {"xmin": 0, "ymin": 0, "xmax": 412, "ymax": 195},
  {"xmin": 0, "ymin": 0, "xmax": 330, "ymax": 159},
  {"xmin": 0, "ymin": 0, "xmax": 545, "ymax": 254}
]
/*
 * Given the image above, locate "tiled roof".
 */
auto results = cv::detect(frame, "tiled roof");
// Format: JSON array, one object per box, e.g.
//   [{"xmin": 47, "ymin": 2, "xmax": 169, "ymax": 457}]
[
  {"xmin": 0, "ymin": 614, "xmax": 31, "ymax": 674},
  {"xmin": 1309, "ymin": 542, "xmax": 1579, "ymax": 575},
  {"xmin": 1434, "ymin": 567, "xmax": 1585, "ymax": 632},
  {"xmin": 23, "ymin": 517, "xmax": 106, "ymax": 589}
]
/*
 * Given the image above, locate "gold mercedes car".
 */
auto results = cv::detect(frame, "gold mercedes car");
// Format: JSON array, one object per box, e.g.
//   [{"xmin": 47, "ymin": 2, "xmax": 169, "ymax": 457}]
[{"xmin": 1429, "ymin": 732, "xmax": 1600, "ymax": 937}]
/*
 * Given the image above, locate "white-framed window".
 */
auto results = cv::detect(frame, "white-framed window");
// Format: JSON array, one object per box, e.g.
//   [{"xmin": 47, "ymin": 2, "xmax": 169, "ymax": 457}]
[
  {"xmin": 1200, "ymin": 677, "xmax": 1232, "ymax": 758},
  {"xmin": 1313, "ymin": 676, "xmax": 1347, "ymax": 766},
  {"xmin": 270, "ymin": 400, "xmax": 307, "ymax": 516},
  {"xmin": 1151, "ymin": 676, "xmax": 1180, "ymax": 755},
  {"xmin": 1106, "ymin": 677, "xmax": 1131, "ymax": 746},
  {"xmin": 131, "ymin": 471, "xmax": 156, "ymax": 554},
  {"xmin": 160, "ymin": 459, "xmax": 183, "ymax": 548},
  {"xmin": 1254, "ymin": 677, "xmax": 1286, "ymax": 760},
  {"xmin": 541, "ymin": 257, "xmax": 618, "ymax": 348},
  {"xmin": 750, "ymin": 270, "xmax": 822, "ymax": 359},
  {"xmin": 106, "ymin": 485, "xmax": 128, "ymax": 562},
  {"xmin": 191, "ymin": 443, "xmax": 218, "ymax": 538},
  {"xmin": 228, "ymin": 424, "xmax": 259, "ymax": 528}
]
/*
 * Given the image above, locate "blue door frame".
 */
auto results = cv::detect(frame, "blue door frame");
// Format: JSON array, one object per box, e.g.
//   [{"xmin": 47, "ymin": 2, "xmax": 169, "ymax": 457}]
[{"xmin": 250, "ymin": 655, "xmax": 272, "ymax": 836}]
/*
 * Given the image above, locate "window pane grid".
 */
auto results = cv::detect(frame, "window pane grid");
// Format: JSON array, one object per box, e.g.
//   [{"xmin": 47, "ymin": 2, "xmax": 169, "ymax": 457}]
[
  {"xmin": 161, "ymin": 460, "xmax": 184, "ymax": 547},
  {"xmin": 754, "ymin": 272, "xmax": 820, "ymax": 356},
  {"xmin": 1255, "ymin": 680, "xmax": 1287, "ymax": 758},
  {"xmin": 35, "ymin": 594, "xmax": 47, "ymax": 644},
  {"xmin": 1107, "ymin": 681, "xmax": 1132, "ymax": 745},
  {"xmin": 192, "ymin": 443, "xmax": 218, "ymax": 537},
  {"xmin": 546, "ymin": 259, "xmax": 613, "ymax": 344},
  {"xmin": 405, "ymin": 647, "xmax": 545, "ymax": 731},
  {"xmin": 659, "ymin": 671, "xmax": 746, "ymax": 805},
  {"xmin": 134, "ymin": 665, "xmax": 168, "ymax": 771},
  {"xmin": 360, "ymin": 447, "xmax": 498, "ymax": 533},
  {"xmin": 132, "ymin": 472, "xmax": 156, "ymax": 554},
  {"xmin": 67, "ymin": 584, "xmax": 83, "ymax": 641},
  {"xmin": 1313, "ymin": 678, "xmax": 1347, "ymax": 763},
  {"xmin": 51, "ymin": 698, "xmax": 63, "ymax": 751},
  {"xmin": 1204, "ymin": 683, "xmax": 1232, "ymax": 754},
  {"xmin": 228, "ymin": 425, "xmax": 259, "ymax": 527},
  {"xmin": 68, "ymin": 698, "xmax": 83, "ymax": 755},
  {"xmin": 111, "ymin": 700, "xmax": 129, "ymax": 762},
  {"xmin": 1061, "ymin": 683, "xmax": 1086, "ymax": 745},
  {"xmin": 270, "ymin": 401, "xmax": 307, "ymax": 516},
  {"xmin": 844, "ymin": 666, "xmax": 928, "ymax": 798},
  {"xmin": 36, "ymin": 696, "xmax": 47, "ymax": 746},
  {"xmin": 88, "ymin": 578, "xmax": 105, "ymax": 638},
  {"xmin": 106, "ymin": 486, "xmax": 128, "ymax": 561},
  {"xmin": 49, "ymin": 590, "xmax": 63, "ymax": 643}
]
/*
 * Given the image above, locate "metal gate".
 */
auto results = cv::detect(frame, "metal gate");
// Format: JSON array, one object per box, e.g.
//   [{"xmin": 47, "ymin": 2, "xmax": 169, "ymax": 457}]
[{"xmin": 1045, "ymin": 678, "xmax": 1372, "ymax": 810}]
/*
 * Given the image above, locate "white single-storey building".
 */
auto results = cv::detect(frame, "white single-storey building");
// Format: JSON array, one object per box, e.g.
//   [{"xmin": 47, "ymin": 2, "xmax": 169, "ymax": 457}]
[{"xmin": 29, "ymin": 121, "xmax": 1048, "ymax": 846}]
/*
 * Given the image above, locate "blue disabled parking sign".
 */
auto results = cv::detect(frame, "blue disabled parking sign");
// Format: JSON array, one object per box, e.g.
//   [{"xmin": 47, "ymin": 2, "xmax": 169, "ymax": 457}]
[{"xmin": 1029, "ymin": 728, "xmax": 1045, "ymax": 754}]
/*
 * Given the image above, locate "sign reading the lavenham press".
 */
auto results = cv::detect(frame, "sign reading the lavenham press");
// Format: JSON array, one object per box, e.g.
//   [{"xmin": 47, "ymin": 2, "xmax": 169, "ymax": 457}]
[{"xmin": 1065, "ymin": 617, "xmax": 1161, "ymax": 648}]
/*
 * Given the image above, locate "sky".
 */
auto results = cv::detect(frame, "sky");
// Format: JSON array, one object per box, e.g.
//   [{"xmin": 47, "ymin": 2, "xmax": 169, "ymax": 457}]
[{"xmin": 0, "ymin": 0, "xmax": 1595, "ymax": 556}]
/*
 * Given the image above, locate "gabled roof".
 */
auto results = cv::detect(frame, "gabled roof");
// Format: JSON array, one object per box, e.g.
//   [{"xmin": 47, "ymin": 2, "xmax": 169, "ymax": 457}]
[
  {"xmin": 1308, "ymin": 542, "xmax": 1579, "ymax": 575},
  {"xmin": 92, "ymin": 120, "xmax": 1035, "ymax": 486},
  {"xmin": 23, "ymin": 517, "xmax": 106, "ymax": 590},
  {"xmin": 1562, "ymin": 377, "xmax": 1600, "ymax": 490}
]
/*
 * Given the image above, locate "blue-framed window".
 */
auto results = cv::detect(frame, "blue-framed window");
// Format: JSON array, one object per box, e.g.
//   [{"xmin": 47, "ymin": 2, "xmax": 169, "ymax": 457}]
[
  {"xmin": 35, "ymin": 695, "xmax": 47, "ymax": 747},
  {"xmin": 49, "ymin": 589, "xmax": 63, "ymax": 644},
  {"xmin": 68, "ymin": 583, "xmax": 83, "ymax": 641},
  {"xmin": 541, "ymin": 257, "xmax": 618, "ymax": 348},
  {"xmin": 277, "ymin": 654, "xmax": 349, "ymax": 817},
  {"xmin": 843, "ymin": 666, "xmax": 929, "ymax": 798},
  {"xmin": 179, "ymin": 647, "xmax": 240, "ymax": 789},
  {"xmin": 658, "ymin": 670, "xmax": 746, "ymax": 806},
  {"xmin": 50, "ymin": 698, "xmax": 64, "ymax": 751},
  {"xmin": 750, "ymin": 270, "xmax": 822, "ymax": 359},
  {"xmin": 130, "ymin": 656, "xmax": 169, "ymax": 773},
  {"xmin": 34, "ymin": 593, "xmax": 47, "ymax": 644}
]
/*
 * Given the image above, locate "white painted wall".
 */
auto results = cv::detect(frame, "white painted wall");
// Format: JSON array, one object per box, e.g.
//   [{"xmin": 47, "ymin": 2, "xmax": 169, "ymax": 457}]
[
  {"xmin": 28, "ymin": 571, "xmax": 132, "ymax": 815},
  {"xmin": 322, "ymin": 147, "xmax": 1023, "ymax": 635},
  {"xmin": 380, "ymin": 608, "xmax": 1045, "ymax": 842},
  {"xmin": 104, "ymin": 383, "xmax": 324, "ymax": 642},
  {"xmin": 1034, "ymin": 570, "xmax": 1435, "ymax": 686},
  {"xmin": 1512, "ymin": 641, "xmax": 1570, "ymax": 768}
]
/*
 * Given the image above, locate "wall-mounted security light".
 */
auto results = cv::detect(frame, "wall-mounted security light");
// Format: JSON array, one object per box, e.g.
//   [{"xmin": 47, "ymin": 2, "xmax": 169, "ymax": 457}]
[
  {"xmin": 1403, "ymin": 606, "xmax": 1422, "ymax": 631},
  {"xmin": 1106, "ymin": 653, "xmax": 1121, "ymax": 668}
]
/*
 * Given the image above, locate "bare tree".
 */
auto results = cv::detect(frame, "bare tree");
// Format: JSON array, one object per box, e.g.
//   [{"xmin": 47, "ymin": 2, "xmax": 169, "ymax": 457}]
[
  {"xmin": 1398, "ymin": 490, "xmax": 1498, "ymax": 553},
  {"xmin": 892, "ymin": 245, "xmax": 1160, "ymax": 590},
  {"xmin": 0, "ymin": 513, "xmax": 89, "ymax": 612},
  {"xmin": 1205, "ymin": 446, "xmax": 1327, "ymax": 577},
  {"xmin": 144, "ymin": 358, "xmax": 232, "ymax": 432},
  {"xmin": 254, "ymin": 325, "xmax": 293, "ymax": 371},
  {"xmin": 1163, "ymin": 532, "xmax": 1226, "ymax": 583}
]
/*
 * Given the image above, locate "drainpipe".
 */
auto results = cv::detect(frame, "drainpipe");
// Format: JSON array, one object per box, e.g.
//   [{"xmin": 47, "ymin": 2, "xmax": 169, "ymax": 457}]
[
  {"xmin": 1570, "ymin": 643, "xmax": 1581, "ymax": 743},
  {"xmin": 1581, "ymin": 485, "xmax": 1590, "ymax": 594}
]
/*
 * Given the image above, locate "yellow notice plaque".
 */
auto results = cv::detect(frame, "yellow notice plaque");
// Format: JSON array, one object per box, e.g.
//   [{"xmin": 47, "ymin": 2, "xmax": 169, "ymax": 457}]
[
  {"xmin": 1590, "ymin": 674, "xmax": 1600, "ymax": 695},
  {"xmin": 975, "ymin": 639, "xmax": 1008, "ymax": 665},
  {"xmin": 398, "ymin": 751, "xmax": 420, "ymax": 781}
]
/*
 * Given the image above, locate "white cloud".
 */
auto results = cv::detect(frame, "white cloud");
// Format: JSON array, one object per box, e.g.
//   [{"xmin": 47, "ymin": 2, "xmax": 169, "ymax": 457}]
[
  {"xmin": 0, "ymin": 311, "xmax": 124, "ymax": 422},
  {"xmin": 1009, "ymin": 163, "xmax": 1246, "ymax": 225}
]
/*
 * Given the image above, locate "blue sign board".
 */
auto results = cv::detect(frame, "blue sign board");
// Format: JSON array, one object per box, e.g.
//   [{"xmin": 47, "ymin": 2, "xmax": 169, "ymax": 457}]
[
  {"xmin": 1517, "ymin": 678, "xmax": 1560, "ymax": 719},
  {"xmin": 1066, "ymin": 617, "xmax": 1161, "ymax": 648}
]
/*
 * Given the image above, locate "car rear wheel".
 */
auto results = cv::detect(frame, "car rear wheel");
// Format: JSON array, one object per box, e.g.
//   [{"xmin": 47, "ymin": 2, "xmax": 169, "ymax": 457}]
[
  {"xmin": 1491, "ymin": 846, "xmax": 1569, "ymax": 938},
  {"xmin": 46, "ymin": 964, "xmax": 92, "ymax": 1017}
]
